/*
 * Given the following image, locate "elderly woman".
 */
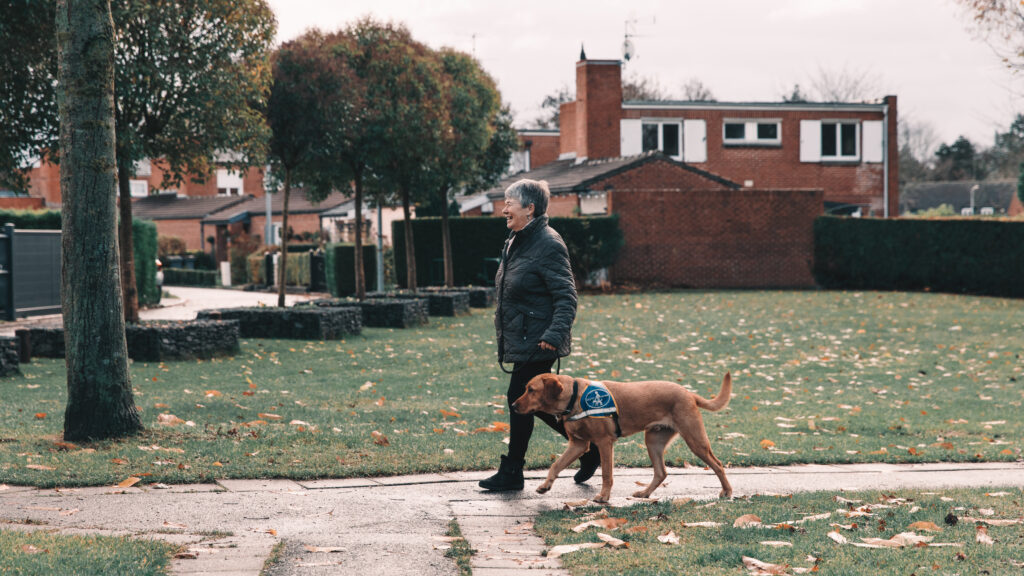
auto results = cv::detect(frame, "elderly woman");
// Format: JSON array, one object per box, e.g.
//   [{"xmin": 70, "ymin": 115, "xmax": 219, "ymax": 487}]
[{"xmin": 479, "ymin": 179, "xmax": 600, "ymax": 492}]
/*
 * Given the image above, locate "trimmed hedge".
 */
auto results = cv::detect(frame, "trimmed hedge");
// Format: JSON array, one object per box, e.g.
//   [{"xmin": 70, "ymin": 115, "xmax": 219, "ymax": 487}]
[
  {"xmin": 391, "ymin": 216, "xmax": 623, "ymax": 288},
  {"xmin": 164, "ymin": 268, "xmax": 218, "ymax": 286},
  {"xmin": 0, "ymin": 337, "xmax": 18, "ymax": 377},
  {"xmin": 197, "ymin": 306, "xmax": 361, "ymax": 339},
  {"xmin": 15, "ymin": 320, "xmax": 240, "ymax": 361},
  {"xmin": 311, "ymin": 298, "xmax": 429, "ymax": 328},
  {"xmin": 0, "ymin": 208, "xmax": 61, "ymax": 229},
  {"xmin": 813, "ymin": 216, "xmax": 1024, "ymax": 297},
  {"xmin": 133, "ymin": 219, "xmax": 160, "ymax": 306},
  {"xmin": 245, "ymin": 251, "xmax": 311, "ymax": 285},
  {"xmin": 325, "ymin": 243, "xmax": 377, "ymax": 296}
]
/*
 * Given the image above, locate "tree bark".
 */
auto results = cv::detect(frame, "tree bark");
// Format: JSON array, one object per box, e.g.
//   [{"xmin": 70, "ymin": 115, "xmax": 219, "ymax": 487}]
[
  {"xmin": 117, "ymin": 160, "xmax": 139, "ymax": 322},
  {"xmin": 440, "ymin": 187, "xmax": 453, "ymax": 287},
  {"xmin": 277, "ymin": 170, "xmax": 291, "ymax": 307},
  {"xmin": 402, "ymin": 186, "xmax": 416, "ymax": 292},
  {"xmin": 57, "ymin": 0, "xmax": 141, "ymax": 441},
  {"xmin": 353, "ymin": 174, "xmax": 366, "ymax": 300}
]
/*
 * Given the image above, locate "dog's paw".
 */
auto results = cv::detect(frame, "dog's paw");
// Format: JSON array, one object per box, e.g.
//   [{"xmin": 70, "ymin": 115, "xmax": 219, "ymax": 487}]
[
  {"xmin": 632, "ymin": 490, "xmax": 653, "ymax": 499},
  {"xmin": 536, "ymin": 484, "xmax": 551, "ymax": 494},
  {"xmin": 593, "ymin": 494, "xmax": 610, "ymax": 504}
]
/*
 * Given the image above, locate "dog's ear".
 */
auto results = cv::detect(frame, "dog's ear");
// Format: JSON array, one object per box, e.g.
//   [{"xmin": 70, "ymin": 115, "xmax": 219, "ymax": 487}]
[{"xmin": 541, "ymin": 374, "xmax": 562, "ymax": 400}]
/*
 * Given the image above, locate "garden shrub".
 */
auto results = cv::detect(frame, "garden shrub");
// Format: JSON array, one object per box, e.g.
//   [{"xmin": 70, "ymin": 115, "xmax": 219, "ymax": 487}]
[
  {"xmin": 133, "ymin": 219, "xmax": 160, "ymax": 306},
  {"xmin": 157, "ymin": 236, "xmax": 187, "ymax": 257},
  {"xmin": 325, "ymin": 243, "xmax": 377, "ymax": 296},
  {"xmin": 0, "ymin": 208, "xmax": 61, "ymax": 229},
  {"xmin": 163, "ymin": 268, "xmax": 218, "ymax": 286},
  {"xmin": 813, "ymin": 215, "xmax": 1024, "ymax": 297},
  {"xmin": 391, "ymin": 216, "xmax": 623, "ymax": 288}
]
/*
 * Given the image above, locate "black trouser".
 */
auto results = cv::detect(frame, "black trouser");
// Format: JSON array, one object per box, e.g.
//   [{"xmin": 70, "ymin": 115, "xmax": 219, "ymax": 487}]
[{"xmin": 505, "ymin": 359, "xmax": 567, "ymax": 461}]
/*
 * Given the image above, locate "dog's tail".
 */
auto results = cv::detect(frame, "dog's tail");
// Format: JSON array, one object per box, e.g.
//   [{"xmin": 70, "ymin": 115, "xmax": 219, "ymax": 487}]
[{"xmin": 695, "ymin": 372, "xmax": 732, "ymax": 412}]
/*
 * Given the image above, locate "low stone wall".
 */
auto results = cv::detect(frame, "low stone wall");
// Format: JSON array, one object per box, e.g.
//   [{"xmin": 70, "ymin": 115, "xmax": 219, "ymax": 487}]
[
  {"xmin": 15, "ymin": 320, "xmax": 240, "ymax": 362},
  {"xmin": 0, "ymin": 336, "xmax": 19, "ymax": 377},
  {"xmin": 197, "ymin": 306, "xmax": 362, "ymax": 339},
  {"xmin": 311, "ymin": 298, "xmax": 429, "ymax": 329},
  {"xmin": 421, "ymin": 286, "xmax": 495, "ymax": 308},
  {"xmin": 366, "ymin": 291, "xmax": 470, "ymax": 317}
]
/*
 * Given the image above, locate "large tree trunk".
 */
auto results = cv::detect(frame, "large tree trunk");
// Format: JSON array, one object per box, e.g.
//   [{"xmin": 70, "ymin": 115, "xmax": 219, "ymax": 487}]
[
  {"xmin": 277, "ymin": 170, "xmax": 291, "ymax": 307},
  {"xmin": 353, "ymin": 174, "xmax": 366, "ymax": 300},
  {"xmin": 57, "ymin": 0, "xmax": 141, "ymax": 441},
  {"xmin": 440, "ymin": 187, "xmax": 453, "ymax": 288},
  {"xmin": 402, "ymin": 186, "xmax": 416, "ymax": 292},
  {"xmin": 117, "ymin": 160, "xmax": 139, "ymax": 322}
]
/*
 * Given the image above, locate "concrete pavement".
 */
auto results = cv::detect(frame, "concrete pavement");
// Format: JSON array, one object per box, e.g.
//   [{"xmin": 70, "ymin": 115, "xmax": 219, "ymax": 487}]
[
  {"xmin": 0, "ymin": 286, "xmax": 319, "ymax": 336},
  {"xmin": 3, "ymin": 462, "xmax": 1024, "ymax": 575}
]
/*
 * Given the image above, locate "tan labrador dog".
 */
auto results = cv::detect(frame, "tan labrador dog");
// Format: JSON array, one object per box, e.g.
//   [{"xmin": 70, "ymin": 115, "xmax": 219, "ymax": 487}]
[{"xmin": 511, "ymin": 372, "xmax": 733, "ymax": 503}]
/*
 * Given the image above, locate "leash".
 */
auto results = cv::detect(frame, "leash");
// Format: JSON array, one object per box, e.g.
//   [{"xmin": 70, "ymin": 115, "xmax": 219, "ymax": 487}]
[{"xmin": 497, "ymin": 350, "xmax": 561, "ymax": 375}]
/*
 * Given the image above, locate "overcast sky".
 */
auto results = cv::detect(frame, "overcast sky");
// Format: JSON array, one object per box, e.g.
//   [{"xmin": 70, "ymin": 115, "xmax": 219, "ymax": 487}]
[{"xmin": 266, "ymin": 0, "xmax": 1021, "ymax": 150}]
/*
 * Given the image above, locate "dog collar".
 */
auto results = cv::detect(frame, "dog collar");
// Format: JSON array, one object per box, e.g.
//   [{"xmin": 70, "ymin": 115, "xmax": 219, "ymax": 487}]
[{"xmin": 558, "ymin": 379, "xmax": 579, "ymax": 418}]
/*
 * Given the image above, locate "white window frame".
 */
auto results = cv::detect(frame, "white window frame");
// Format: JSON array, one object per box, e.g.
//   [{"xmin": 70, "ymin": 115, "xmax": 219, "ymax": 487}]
[
  {"xmin": 820, "ymin": 120, "xmax": 860, "ymax": 161},
  {"xmin": 722, "ymin": 119, "xmax": 782, "ymax": 146},
  {"xmin": 216, "ymin": 168, "xmax": 244, "ymax": 196},
  {"xmin": 640, "ymin": 119, "xmax": 683, "ymax": 160}
]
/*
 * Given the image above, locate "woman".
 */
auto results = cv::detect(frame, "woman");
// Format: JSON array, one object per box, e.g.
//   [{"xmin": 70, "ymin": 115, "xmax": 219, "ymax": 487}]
[{"xmin": 479, "ymin": 178, "xmax": 600, "ymax": 492}]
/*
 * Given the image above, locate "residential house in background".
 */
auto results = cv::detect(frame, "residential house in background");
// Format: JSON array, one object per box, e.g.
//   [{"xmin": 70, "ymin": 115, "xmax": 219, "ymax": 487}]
[
  {"xmin": 488, "ymin": 54, "xmax": 899, "ymax": 217},
  {"xmin": 900, "ymin": 180, "xmax": 1024, "ymax": 216}
]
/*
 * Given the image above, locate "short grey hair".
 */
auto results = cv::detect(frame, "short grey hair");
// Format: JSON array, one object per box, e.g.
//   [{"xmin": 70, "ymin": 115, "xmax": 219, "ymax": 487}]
[{"xmin": 504, "ymin": 179, "xmax": 550, "ymax": 217}]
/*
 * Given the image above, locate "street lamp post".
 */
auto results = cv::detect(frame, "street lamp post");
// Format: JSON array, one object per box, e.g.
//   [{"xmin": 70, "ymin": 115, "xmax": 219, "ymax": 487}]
[{"xmin": 969, "ymin": 184, "xmax": 979, "ymax": 215}]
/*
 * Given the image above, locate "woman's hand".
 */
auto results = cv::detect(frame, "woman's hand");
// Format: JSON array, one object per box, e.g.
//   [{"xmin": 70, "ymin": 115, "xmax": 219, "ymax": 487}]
[{"xmin": 538, "ymin": 341, "xmax": 556, "ymax": 351}]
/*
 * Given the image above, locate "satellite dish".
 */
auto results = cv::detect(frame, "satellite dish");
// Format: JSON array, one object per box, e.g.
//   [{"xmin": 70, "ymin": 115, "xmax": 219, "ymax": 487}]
[{"xmin": 622, "ymin": 37, "xmax": 635, "ymax": 61}]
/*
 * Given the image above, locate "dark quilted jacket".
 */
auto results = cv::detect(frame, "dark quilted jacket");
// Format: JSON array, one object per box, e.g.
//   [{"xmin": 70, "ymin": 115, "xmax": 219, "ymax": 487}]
[{"xmin": 494, "ymin": 215, "xmax": 577, "ymax": 363}]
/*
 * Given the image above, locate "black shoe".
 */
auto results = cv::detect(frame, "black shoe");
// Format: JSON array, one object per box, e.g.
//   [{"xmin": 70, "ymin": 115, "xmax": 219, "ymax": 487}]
[
  {"xmin": 574, "ymin": 446, "xmax": 600, "ymax": 484},
  {"xmin": 479, "ymin": 455, "xmax": 524, "ymax": 491}
]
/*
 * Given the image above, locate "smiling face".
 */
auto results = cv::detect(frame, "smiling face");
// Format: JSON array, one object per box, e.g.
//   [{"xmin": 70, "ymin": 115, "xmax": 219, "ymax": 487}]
[{"xmin": 503, "ymin": 196, "xmax": 534, "ymax": 232}]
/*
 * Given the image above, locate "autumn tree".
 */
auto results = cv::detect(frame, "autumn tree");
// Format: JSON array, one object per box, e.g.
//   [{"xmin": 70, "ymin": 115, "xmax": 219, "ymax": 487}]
[
  {"xmin": 111, "ymin": 0, "xmax": 274, "ymax": 321},
  {"xmin": 353, "ymin": 20, "xmax": 447, "ymax": 292},
  {"xmin": 956, "ymin": 0, "xmax": 1024, "ymax": 70},
  {"xmin": 57, "ymin": 0, "xmax": 141, "ymax": 440},
  {"xmin": 531, "ymin": 85, "xmax": 573, "ymax": 129},
  {"xmin": 0, "ymin": 0, "xmax": 59, "ymax": 192},
  {"xmin": 898, "ymin": 116, "xmax": 939, "ymax": 183},
  {"xmin": 267, "ymin": 30, "xmax": 359, "ymax": 305},
  {"xmin": 681, "ymin": 77, "xmax": 716, "ymax": 102},
  {"xmin": 425, "ymin": 48, "xmax": 515, "ymax": 287},
  {"xmin": 622, "ymin": 72, "xmax": 671, "ymax": 101}
]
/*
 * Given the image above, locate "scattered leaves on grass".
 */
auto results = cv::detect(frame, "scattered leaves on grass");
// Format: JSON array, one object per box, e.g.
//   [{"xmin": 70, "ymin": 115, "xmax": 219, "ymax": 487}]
[
  {"xmin": 258, "ymin": 413, "xmax": 282, "ymax": 421},
  {"xmin": 597, "ymin": 532, "xmax": 628, "ymax": 548},
  {"xmin": 546, "ymin": 542, "xmax": 606, "ymax": 558},
  {"xmin": 760, "ymin": 541, "xmax": 793, "ymax": 547},
  {"xmin": 657, "ymin": 530, "xmax": 680, "ymax": 545},
  {"xmin": 371, "ymin": 431, "xmax": 390, "ymax": 446},
  {"xmin": 20, "ymin": 544, "xmax": 47, "ymax": 555},
  {"xmin": 907, "ymin": 521, "xmax": 942, "ymax": 532},
  {"xmin": 34, "ymin": 413, "xmax": 46, "ymax": 420},
  {"xmin": 572, "ymin": 517, "xmax": 628, "ymax": 533},
  {"xmin": 975, "ymin": 525, "xmax": 994, "ymax": 545},
  {"xmin": 473, "ymin": 421, "xmax": 511, "ymax": 433},
  {"xmin": 742, "ymin": 556, "xmax": 789, "ymax": 574},
  {"xmin": 681, "ymin": 521, "xmax": 723, "ymax": 528},
  {"xmin": 117, "ymin": 477, "xmax": 141, "ymax": 488},
  {"xmin": 734, "ymin": 514, "xmax": 763, "ymax": 528},
  {"xmin": 156, "ymin": 414, "xmax": 185, "ymax": 426},
  {"xmin": 25, "ymin": 464, "xmax": 56, "ymax": 471}
]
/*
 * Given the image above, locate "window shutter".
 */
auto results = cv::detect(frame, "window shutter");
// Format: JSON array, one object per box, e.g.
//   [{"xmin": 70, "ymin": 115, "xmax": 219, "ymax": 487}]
[
  {"xmin": 800, "ymin": 120, "xmax": 821, "ymax": 162},
  {"xmin": 620, "ymin": 119, "xmax": 642, "ymax": 156},
  {"xmin": 683, "ymin": 119, "xmax": 707, "ymax": 163},
  {"xmin": 862, "ymin": 120, "xmax": 884, "ymax": 163}
]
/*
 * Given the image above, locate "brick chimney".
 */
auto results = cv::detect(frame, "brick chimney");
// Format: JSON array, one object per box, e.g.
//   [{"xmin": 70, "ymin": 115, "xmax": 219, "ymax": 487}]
[{"xmin": 559, "ymin": 55, "xmax": 622, "ymax": 161}]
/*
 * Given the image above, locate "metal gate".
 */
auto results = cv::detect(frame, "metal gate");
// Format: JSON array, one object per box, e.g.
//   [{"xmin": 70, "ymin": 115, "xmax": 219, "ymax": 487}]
[{"xmin": 0, "ymin": 224, "xmax": 62, "ymax": 320}]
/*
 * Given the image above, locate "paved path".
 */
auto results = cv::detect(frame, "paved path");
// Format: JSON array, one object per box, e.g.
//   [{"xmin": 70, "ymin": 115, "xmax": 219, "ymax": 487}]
[
  {"xmin": 3, "ymin": 462, "xmax": 1023, "ymax": 575},
  {"xmin": 0, "ymin": 286, "xmax": 319, "ymax": 336}
]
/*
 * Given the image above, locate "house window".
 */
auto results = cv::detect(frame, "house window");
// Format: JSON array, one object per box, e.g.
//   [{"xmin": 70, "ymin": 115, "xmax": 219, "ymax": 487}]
[
  {"xmin": 723, "ymin": 120, "xmax": 781, "ymax": 146},
  {"xmin": 821, "ymin": 121, "xmax": 859, "ymax": 160},
  {"xmin": 216, "ymin": 168, "xmax": 244, "ymax": 196},
  {"xmin": 641, "ymin": 120, "xmax": 682, "ymax": 159}
]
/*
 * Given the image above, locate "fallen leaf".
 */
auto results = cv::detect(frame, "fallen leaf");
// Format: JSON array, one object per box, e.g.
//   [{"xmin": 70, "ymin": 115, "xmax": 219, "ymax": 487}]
[
  {"xmin": 760, "ymin": 541, "xmax": 793, "ymax": 547},
  {"xmin": 371, "ymin": 431, "xmax": 390, "ymax": 446},
  {"xmin": 563, "ymin": 499, "xmax": 590, "ymax": 509},
  {"xmin": 907, "ymin": 521, "xmax": 942, "ymax": 532},
  {"xmin": 156, "ymin": 414, "xmax": 185, "ymax": 426},
  {"xmin": 681, "ymin": 521, "xmax": 723, "ymax": 528},
  {"xmin": 163, "ymin": 521, "xmax": 187, "ymax": 529},
  {"xmin": 26, "ymin": 464, "xmax": 56, "ymax": 471},
  {"xmin": 759, "ymin": 439, "xmax": 775, "ymax": 450},
  {"xmin": 59, "ymin": 508, "xmax": 79, "ymax": 516},
  {"xmin": 734, "ymin": 514, "xmax": 763, "ymax": 528},
  {"xmin": 304, "ymin": 545, "xmax": 345, "ymax": 553},
  {"xmin": 266, "ymin": 529, "xmax": 277, "ymax": 536},
  {"xmin": 212, "ymin": 461, "xmax": 223, "ymax": 467},
  {"xmin": 657, "ymin": 530, "xmax": 680, "ymax": 545},
  {"xmin": 21, "ymin": 544, "xmax": 46, "ymax": 555},
  {"xmin": 440, "ymin": 409, "xmax": 461, "ymax": 418},
  {"xmin": 204, "ymin": 390, "xmax": 222, "ymax": 397},
  {"xmin": 961, "ymin": 517, "xmax": 1023, "ymax": 526},
  {"xmin": 742, "ymin": 556, "xmax": 789, "ymax": 574},
  {"xmin": 118, "ymin": 477, "xmax": 141, "ymax": 488},
  {"xmin": 359, "ymin": 381, "xmax": 374, "ymax": 391},
  {"xmin": 173, "ymin": 552, "xmax": 198, "ymax": 560},
  {"xmin": 258, "ymin": 413, "xmax": 282, "ymax": 420},
  {"xmin": 827, "ymin": 531, "xmax": 848, "ymax": 545},
  {"xmin": 546, "ymin": 542, "xmax": 605, "ymax": 558},
  {"xmin": 597, "ymin": 532, "xmax": 628, "ymax": 548},
  {"xmin": 976, "ymin": 525, "xmax": 994, "ymax": 545},
  {"xmin": 572, "ymin": 517, "xmax": 628, "ymax": 533},
  {"xmin": 375, "ymin": 397, "xmax": 386, "ymax": 407}
]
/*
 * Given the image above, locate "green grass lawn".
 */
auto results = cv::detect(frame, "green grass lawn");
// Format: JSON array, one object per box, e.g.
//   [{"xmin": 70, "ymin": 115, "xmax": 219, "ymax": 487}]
[
  {"xmin": 0, "ymin": 290, "xmax": 1021, "ymax": 487},
  {"xmin": 533, "ymin": 487, "xmax": 1024, "ymax": 575},
  {"xmin": 0, "ymin": 529, "xmax": 175, "ymax": 575}
]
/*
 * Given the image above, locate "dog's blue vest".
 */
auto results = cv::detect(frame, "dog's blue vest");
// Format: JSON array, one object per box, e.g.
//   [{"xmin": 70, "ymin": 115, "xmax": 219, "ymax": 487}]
[{"xmin": 567, "ymin": 381, "xmax": 618, "ymax": 422}]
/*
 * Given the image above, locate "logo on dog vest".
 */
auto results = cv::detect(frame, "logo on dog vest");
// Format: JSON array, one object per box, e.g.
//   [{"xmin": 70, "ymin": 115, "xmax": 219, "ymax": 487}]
[{"xmin": 568, "ymin": 381, "xmax": 617, "ymax": 421}]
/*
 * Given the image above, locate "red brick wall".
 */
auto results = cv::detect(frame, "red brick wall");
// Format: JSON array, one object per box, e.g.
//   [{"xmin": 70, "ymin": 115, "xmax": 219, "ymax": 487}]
[
  {"xmin": 1010, "ymin": 193, "xmax": 1023, "ymax": 217},
  {"xmin": 609, "ymin": 188, "xmax": 822, "ymax": 288},
  {"xmin": 27, "ymin": 162, "xmax": 61, "ymax": 205},
  {"xmin": 522, "ymin": 134, "xmax": 560, "ymax": 169},
  {"xmin": 154, "ymin": 219, "xmax": 206, "ymax": 251},
  {"xmin": 0, "ymin": 197, "xmax": 46, "ymax": 210},
  {"xmin": 547, "ymin": 194, "xmax": 578, "ymax": 217},
  {"xmin": 250, "ymin": 212, "xmax": 322, "ymax": 242},
  {"xmin": 559, "ymin": 101, "xmax": 577, "ymax": 157}
]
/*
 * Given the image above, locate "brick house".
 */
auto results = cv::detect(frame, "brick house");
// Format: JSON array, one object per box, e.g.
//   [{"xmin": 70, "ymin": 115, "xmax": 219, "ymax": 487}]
[{"xmin": 500, "ymin": 54, "xmax": 898, "ymax": 217}]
